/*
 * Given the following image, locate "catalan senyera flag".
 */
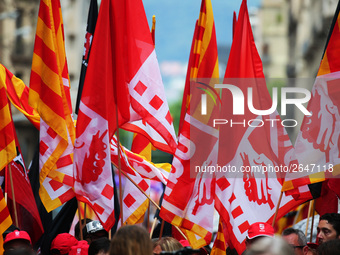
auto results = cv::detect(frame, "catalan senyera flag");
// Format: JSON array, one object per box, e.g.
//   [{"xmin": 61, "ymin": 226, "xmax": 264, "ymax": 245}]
[
  {"xmin": 29, "ymin": 0, "xmax": 75, "ymax": 211},
  {"xmin": 0, "ymin": 64, "xmax": 40, "ymax": 129},
  {"xmin": 0, "ymin": 80, "xmax": 16, "ymax": 171},
  {"xmin": 214, "ymin": 1, "xmax": 303, "ymax": 253},
  {"xmin": 282, "ymin": 1, "xmax": 340, "ymax": 198},
  {"xmin": 160, "ymin": 0, "xmax": 219, "ymax": 249},
  {"xmin": 0, "ymin": 189, "xmax": 12, "ymax": 253},
  {"xmin": 74, "ymin": 0, "xmax": 176, "ymax": 231},
  {"xmin": 211, "ymin": 219, "xmax": 227, "ymax": 255}
]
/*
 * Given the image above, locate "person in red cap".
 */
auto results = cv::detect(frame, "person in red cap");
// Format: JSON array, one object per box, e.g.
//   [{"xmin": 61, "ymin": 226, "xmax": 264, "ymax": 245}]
[
  {"xmin": 50, "ymin": 233, "xmax": 78, "ymax": 255},
  {"xmin": 245, "ymin": 222, "xmax": 275, "ymax": 248},
  {"xmin": 3, "ymin": 230, "xmax": 33, "ymax": 255}
]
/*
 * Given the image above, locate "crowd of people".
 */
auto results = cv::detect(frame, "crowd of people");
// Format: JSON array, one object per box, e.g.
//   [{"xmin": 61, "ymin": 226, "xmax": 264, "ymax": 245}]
[{"xmin": 3, "ymin": 213, "xmax": 340, "ymax": 255}]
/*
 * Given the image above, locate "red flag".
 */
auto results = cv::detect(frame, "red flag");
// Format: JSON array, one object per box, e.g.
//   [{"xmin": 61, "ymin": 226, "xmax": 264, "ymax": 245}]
[
  {"xmin": 74, "ymin": 0, "xmax": 176, "ymax": 231},
  {"xmin": 160, "ymin": 0, "xmax": 220, "ymax": 248},
  {"xmin": 214, "ymin": 1, "xmax": 302, "ymax": 253},
  {"xmin": 6, "ymin": 141, "xmax": 44, "ymax": 244},
  {"xmin": 282, "ymin": 0, "xmax": 340, "ymax": 202}
]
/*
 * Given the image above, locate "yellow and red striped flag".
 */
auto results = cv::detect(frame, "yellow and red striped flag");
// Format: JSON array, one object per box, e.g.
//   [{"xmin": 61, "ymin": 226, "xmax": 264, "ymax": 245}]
[
  {"xmin": 211, "ymin": 219, "xmax": 227, "ymax": 255},
  {"xmin": 0, "ymin": 64, "xmax": 40, "ymax": 129},
  {"xmin": 160, "ymin": 0, "xmax": 220, "ymax": 249},
  {"xmin": 0, "ymin": 80, "xmax": 16, "ymax": 171},
  {"xmin": 29, "ymin": 0, "xmax": 75, "ymax": 210}
]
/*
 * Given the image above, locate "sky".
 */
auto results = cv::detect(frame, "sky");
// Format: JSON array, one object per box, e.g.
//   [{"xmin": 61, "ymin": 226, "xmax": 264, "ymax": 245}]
[
  {"xmin": 143, "ymin": 0, "xmax": 262, "ymax": 62},
  {"xmin": 142, "ymin": 0, "xmax": 262, "ymax": 102}
]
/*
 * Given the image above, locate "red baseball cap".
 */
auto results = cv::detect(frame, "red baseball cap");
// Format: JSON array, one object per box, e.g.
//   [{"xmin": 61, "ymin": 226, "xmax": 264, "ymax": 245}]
[
  {"xmin": 247, "ymin": 222, "xmax": 275, "ymax": 239},
  {"xmin": 51, "ymin": 233, "xmax": 78, "ymax": 254},
  {"xmin": 4, "ymin": 230, "xmax": 32, "ymax": 246},
  {"xmin": 69, "ymin": 240, "xmax": 89, "ymax": 255}
]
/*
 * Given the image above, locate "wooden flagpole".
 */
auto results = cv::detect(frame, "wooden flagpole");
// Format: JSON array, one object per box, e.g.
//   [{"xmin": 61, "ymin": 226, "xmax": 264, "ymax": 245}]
[
  {"xmin": 8, "ymin": 164, "xmax": 19, "ymax": 227},
  {"xmin": 310, "ymin": 200, "xmax": 315, "ymax": 242},
  {"xmin": 120, "ymin": 170, "xmax": 187, "ymax": 240},
  {"xmin": 272, "ymin": 191, "xmax": 283, "ymax": 227},
  {"xmin": 150, "ymin": 218, "xmax": 157, "ymax": 238},
  {"xmin": 159, "ymin": 220, "xmax": 165, "ymax": 240},
  {"xmin": 77, "ymin": 200, "xmax": 84, "ymax": 240},
  {"xmin": 305, "ymin": 200, "xmax": 313, "ymax": 236}
]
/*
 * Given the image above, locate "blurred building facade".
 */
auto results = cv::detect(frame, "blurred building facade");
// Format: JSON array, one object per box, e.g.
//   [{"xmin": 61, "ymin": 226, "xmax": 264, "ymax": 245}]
[
  {"xmin": 259, "ymin": 0, "xmax": 338, "ymax": 140},
  {"xmin": 0, "ymin": 0, "xmax": 90, "ymax": 164}
]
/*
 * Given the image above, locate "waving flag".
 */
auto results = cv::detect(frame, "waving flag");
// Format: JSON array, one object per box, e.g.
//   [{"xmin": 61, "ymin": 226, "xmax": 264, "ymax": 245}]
[
  {"xmin": 5, "ymin": 138, "xmax": 44, "ymax": 245},
  {"xmin": 0, "ymin": 64, "xmax": 40, "ymax": 129},
  {"xmin": 75, "ymin": 0, "xmax": 98, "ymax": 114},
  {"xmin": 0, "ymin": 80, "xmax": 16, "ymax": 171},
  {"xmin": 29, "ymin": 0, "xmax": 75, "ymax": 211},
  {"xmin": 282, "ymin": 1, "xmax": 340, "ymax": 198},
  {"xmin": 74, "ymin": 0, "xmax": 176, "ymax": 231},
  {"xmin": 214, "ymin": 1, "xmax": 302, "ymax": 253},
  {"xmin": 160, "ymin": 0, "xmax": 220, "ymax": 248},
  {"xmin": 0, "ymin": 189, "xmax": 12, "ymax": 252}
]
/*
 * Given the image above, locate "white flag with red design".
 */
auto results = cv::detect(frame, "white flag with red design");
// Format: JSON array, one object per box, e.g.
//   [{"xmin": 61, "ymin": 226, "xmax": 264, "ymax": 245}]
[
  {"xmin": 214, "ymin": 1, "xmax": 303, "ymax": 254},
  {"xmin": 74, "ymin": 0, "xmax": 176, "ymax": 231}
]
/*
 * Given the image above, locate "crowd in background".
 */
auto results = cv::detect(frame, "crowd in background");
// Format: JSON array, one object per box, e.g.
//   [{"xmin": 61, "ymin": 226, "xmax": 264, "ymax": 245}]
[{"xmin": 3, "ymin": 213, "xmax": 340, "ymax": 255}]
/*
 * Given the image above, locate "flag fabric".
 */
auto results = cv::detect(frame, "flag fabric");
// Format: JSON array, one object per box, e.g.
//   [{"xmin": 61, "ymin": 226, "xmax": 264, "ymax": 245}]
[
  {"xmin": 282, "ymin": 0, "xmax": 340, "ymax": 197},
  {"xmin": 214, "ymin": 1, "xmax": 302, "ymax": 253},
  {"xmin": 0, "ymin": 64, "xmax": 40, "ymax": 129},
  {"xmin": 75, "ymin": 0, "xmax": 98, "ymax": 114},
  {"xmin": 211, "ymin": 219, "xmax": 227, "ymax": 255},
  {"xmin": 0, "ymin": 80, "xmax": 16, "ymax": 171},
  {"xmin": 5, "ymin": 135, "xmax": 44, "ymax": 245},
  {"xmin": 160, "ymin": 0, "xmax": 220, "ymax": 248},
  {"xmin": 0, "ymin": 189, "xmax": 12, "ymax": 251},
  {"xmin": 74, "ymin": 0, "xmax": 176, "ymax": 231},
  {"xmin": 118, "ymin": 171, "xmax": 151, "ymax": 226},
  {"xmin": 29, "ymin": 0, "xmax": 75, "ymax": 211}
]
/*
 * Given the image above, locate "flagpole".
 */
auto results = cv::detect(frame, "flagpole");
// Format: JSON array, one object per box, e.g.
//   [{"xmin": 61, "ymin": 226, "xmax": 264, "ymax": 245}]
[
  {"xmin": 114, "ymin": 88, "xmax": 124, "ymax": 226},
  {"xmin": 159, "ymin": 220, "xmax": 165, "ymax": 240},
  {"xmin": 150, "ymin": 218, "xmax": 157, "ymax": 238},
  {"xmin": 305, "ymin": 200, "xmax": 313, "ymax": 236},
  {"xmin": 120, "ymin": 170, "xmax": 187, "ymax": 240},
  {"xmin": 310, "ymin": 200, "xmax": 315, "ymax": 242},
  {"xmin": 8, "ymin": 164, "xmax": 19, "ymax": 227},
  {"xmin": 77, "ymin": 200, "xmax": 84, "ymax": 240},
  {"xmin": 272, "ymin": 191, "xmax": 283, "ymax": 227}
]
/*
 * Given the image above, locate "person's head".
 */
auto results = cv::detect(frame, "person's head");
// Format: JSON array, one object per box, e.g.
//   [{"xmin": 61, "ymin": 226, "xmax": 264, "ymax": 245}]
[
  {"xmin": 317, "ymin": 213, "xmax": 340, "ymax": 244},
  {"xmin": 50, "ymin": 233, "xmax": 78, "ymax": 255},
  {"xmin": 84, "ymin": 221, "xmax": 108, "ymax": 244},
  {"xmin": 110, "ymin": 225, "xmax": 152, "ymax": 255},
  {"xmin": 74, "ymin": 219, "xmax": 92, "ymax": 241},
  {"xmin": 246, "ymin": 222, "xmax": 275, "ymax": 247},
  {"xmin": 244, "ymin": 237, "xmax": 295, "ymax": 255},
  {"xmin": 317, "ymin": 239, "xmax": 340, "ymax": 255},
  {"xmin": 152, "ymin": 237, "xmax": 183, "ymax": 254},
  {"xmin": 303, "ymin": 243, "xmax": 318, "ymax": 255},
  {"xmin": 282, "ymin": 228, "xmax": 307, "ymax": 255},
  {"xmin": 88, "ymin": 238, "xmax": 110, "ymax": 255},
  {"xmin": 3, "ymin": 230, "xmax": 32, "ymax": 253}
]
